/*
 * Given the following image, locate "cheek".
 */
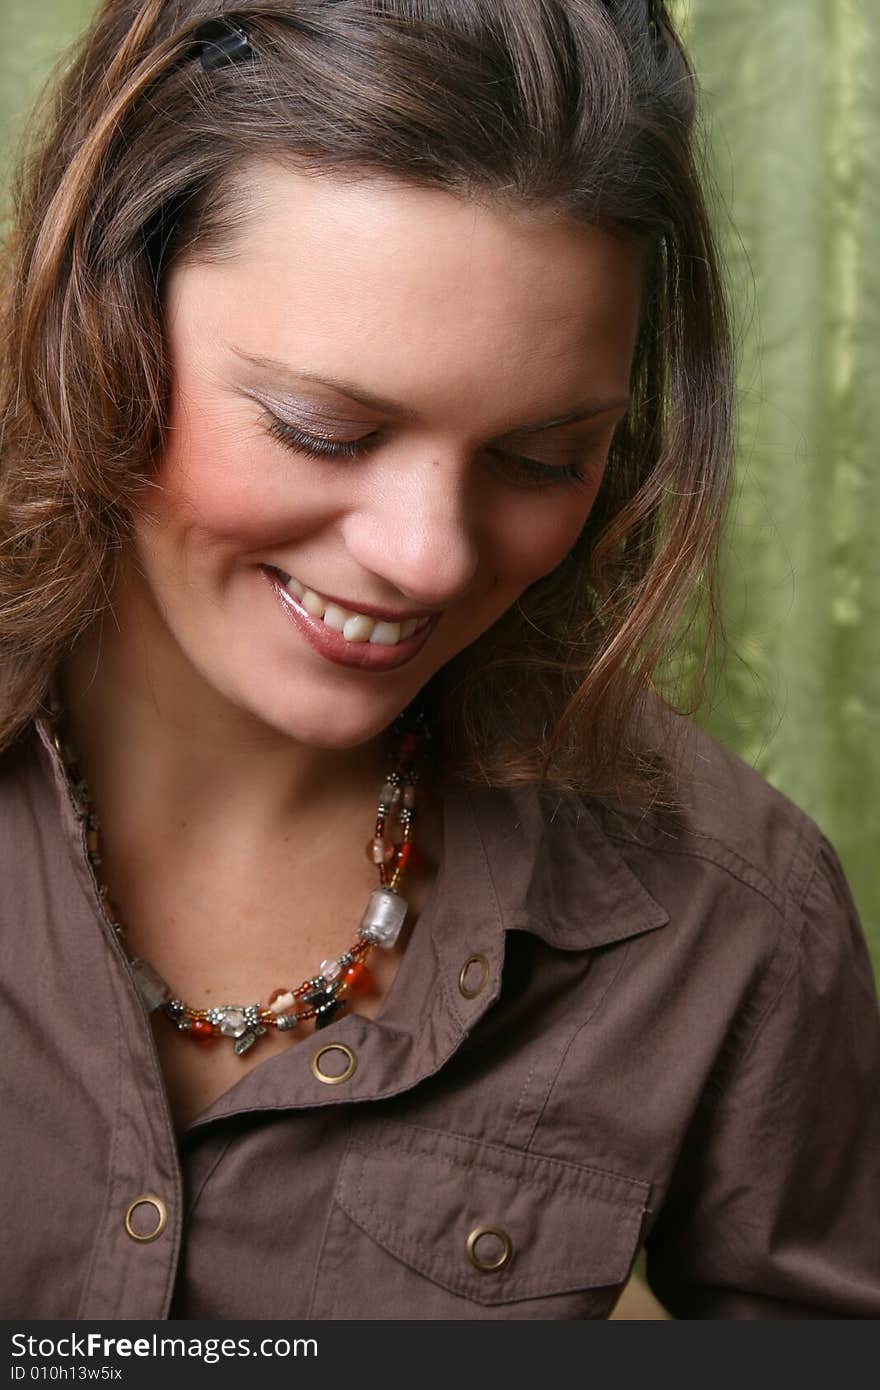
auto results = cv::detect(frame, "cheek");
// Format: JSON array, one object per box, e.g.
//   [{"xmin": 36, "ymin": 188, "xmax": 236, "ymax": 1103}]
[
  {"xmin": 490, "ymin": 483, "xmax": 601, "ymax": 587},
  {"xmin": 146, "ymin": 395, "xmax": 321, "ymax": 553}
]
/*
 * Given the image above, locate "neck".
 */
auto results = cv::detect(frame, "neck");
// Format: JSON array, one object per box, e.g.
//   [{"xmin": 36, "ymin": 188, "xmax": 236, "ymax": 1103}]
[{"xmin": 55, "ymin": 596, "xmax": 391, "ymax": 855}]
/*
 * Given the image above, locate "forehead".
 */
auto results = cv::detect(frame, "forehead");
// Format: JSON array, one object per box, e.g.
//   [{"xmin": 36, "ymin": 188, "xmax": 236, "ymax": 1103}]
[{"xmin": 167, "ymin": 161, "xmax": 646, "ymax": 429}]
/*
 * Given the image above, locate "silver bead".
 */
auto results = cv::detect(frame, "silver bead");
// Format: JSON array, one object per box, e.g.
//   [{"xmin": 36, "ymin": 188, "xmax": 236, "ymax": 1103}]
[{"xmin": 234, "ymin": 1023, "xmax": 267, "ymax": 1054}]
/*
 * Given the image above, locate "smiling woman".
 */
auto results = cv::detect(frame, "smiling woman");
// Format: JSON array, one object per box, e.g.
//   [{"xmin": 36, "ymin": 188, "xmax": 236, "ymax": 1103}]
[
  {"xmin": 1, "ymin": 0, "xmax": 878, "ymax": 1325},
  {"xmin": 116, "ymin": 167, "xmax": 644, "ymax": 743}
]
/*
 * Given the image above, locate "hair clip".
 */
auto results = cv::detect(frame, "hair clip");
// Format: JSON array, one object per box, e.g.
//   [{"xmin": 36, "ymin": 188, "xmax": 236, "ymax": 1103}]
[
  {"xmin": 645, "ymin": 0, "xmax": 665, "ymax": 50},
  {"xmin": 194, "ymin": 16, "xmax": 254, "ymax": 71}
]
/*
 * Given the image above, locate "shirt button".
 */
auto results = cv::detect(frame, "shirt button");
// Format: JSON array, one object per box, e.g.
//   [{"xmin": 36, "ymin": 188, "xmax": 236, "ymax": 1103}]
[
  {"xmin": 123, "ymin": 1194, "xmax": 168, "ymax": 1243},
  {"xmin": 458, "ymin": 953, "xmax": 490, "ymax": 999},
  {"xmin": 310, "ymin": 1041, "xmax": 358, "ymax": 1084},
  {"xmin": 466, "ymin": 1224, "xmax": 513, "ymax": 1272}
]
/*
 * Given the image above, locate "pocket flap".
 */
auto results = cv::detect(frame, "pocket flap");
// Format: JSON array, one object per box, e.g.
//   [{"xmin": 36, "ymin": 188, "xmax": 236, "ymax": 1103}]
[{"xmin": 336, "ymin": 1121, "xmax": 650, "ymax": 1305}]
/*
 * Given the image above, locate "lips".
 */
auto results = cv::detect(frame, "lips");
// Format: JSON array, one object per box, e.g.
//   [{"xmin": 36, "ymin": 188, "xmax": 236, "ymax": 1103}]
[{"xmin": 262, "ymin": 566, "xmax": 439, "ymax": 672}]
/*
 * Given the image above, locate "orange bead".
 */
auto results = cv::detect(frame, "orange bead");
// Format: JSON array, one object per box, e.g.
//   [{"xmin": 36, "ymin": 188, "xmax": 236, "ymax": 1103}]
[
  {"xmin": 341, "ymin": 962, "xmax": 374, "ymax": 995},
  {"xmin": 392, "ymin": 841, "xmax": 412, "ymax": 871},
  {"xmin": 399, "ymin": 733, "xmax": 420, "ymax": 758},
  {"xmin": 404, "ymin": 843, "xmax": 425, "ymax": 874},
  {"xmin": 190, "ymin": 1019, "xmax": 216, "ymax": 1039}
]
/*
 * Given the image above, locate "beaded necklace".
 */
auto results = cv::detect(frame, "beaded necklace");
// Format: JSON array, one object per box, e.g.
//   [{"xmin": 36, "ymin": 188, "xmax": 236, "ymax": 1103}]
[{"xmin": 47, "ymin": 687, "xmax": 431, "ymax": 1056}]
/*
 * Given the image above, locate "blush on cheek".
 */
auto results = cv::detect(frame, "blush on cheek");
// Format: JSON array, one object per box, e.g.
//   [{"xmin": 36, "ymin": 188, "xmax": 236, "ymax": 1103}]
[{"xmin": 151, "ymin": 406, "xmax": 312, "ymax": 550}]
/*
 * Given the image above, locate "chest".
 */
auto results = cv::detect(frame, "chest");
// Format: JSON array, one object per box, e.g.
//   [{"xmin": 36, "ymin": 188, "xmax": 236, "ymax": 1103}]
[
  {"xmin": 93, "ymin": 797, "xmax": 445, "ymax": 1130},
  {"xmin": 135, "ymin": 857, "xmax": 441, "ymax": 1129}
]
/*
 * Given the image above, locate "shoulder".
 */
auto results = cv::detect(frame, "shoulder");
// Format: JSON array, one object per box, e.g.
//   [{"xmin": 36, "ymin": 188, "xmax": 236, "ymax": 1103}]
[
  {"xmin": 577, "ymin": 707, "xmax": 877, "ymax": 1093},
  {"xmin": 587, "ymin": 705, "xmax": 826, "ymax": 928},
  {"xmin": 565, "ymin": 702, "xmax": 869, "ymax": 1026}
]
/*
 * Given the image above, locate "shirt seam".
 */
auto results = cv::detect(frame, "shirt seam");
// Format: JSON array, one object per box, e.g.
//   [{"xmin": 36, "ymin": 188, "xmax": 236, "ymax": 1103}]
[
  {"xmin": 706, "ymin": 815, "xmax": 833, "ymax": 1095},
  {"xmin": 681, "ymin": 839, "xmax": 825, "ymax": 1120},
  {"xmin": 601, "ymin": 826, "xmax": 814, "ymax": 925},
  {"xmin": 352, "ymin": 1118, "xmax": 650, "ymax": 1193},
  {"xmin": 603, "ymin": 822, "xmax": 789, "ymax": 922}
]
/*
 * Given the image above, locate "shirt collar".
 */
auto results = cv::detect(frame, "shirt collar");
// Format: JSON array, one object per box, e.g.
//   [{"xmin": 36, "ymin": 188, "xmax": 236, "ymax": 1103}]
[{"xmin": 461, "ymin": 780, "xmax": 670, "ymax": 950}]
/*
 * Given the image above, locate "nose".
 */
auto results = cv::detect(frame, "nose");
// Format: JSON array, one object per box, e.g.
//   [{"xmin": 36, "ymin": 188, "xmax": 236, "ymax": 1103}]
[{"xmin": 341, "ymin": 455, "xmax": 480, "ymax": 611}]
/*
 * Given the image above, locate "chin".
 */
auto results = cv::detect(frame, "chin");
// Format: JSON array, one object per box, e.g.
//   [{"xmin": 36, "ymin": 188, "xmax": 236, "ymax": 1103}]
[{"xmin": 241, "ymin": 688, "xmax": 408, "ymax": 751}]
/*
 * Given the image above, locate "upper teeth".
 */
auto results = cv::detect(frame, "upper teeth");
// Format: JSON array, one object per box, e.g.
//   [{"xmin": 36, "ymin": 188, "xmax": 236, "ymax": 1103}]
[{"xmin": 284, "ymin": 575, "xmax": 431, "ymax": 646}]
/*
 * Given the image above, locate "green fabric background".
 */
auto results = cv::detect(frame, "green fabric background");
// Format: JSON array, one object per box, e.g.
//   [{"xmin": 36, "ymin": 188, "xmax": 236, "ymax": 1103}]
[{"xmin": 1, "ymin": 1, "xmax": 877, "ymax": 977}]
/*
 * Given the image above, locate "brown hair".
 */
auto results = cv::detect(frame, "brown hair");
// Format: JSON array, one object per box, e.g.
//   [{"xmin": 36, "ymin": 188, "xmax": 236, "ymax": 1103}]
[{"xmin": 0, "ymin": 0, "xmax": 735, "ymax": 807}]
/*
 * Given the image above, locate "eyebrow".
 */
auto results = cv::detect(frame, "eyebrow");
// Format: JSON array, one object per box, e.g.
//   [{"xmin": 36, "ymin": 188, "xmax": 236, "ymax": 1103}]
[{"xmin": 231, "ymin": 346, "xmax": 630, "ymax": 433}]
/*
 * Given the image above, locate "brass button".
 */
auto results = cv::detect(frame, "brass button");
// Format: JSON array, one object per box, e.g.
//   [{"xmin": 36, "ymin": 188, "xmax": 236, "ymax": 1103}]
[
  {"xmin": 466, "ymin": 1224, "xmax": 512, "ymax": 1272},
  {"xmin": 124, "ymin": 1194, "xmax": 167, "ymax": 1243},
  {"xmin": 458, "ymin": 953, "xmax": 490, "ymax": 999},
  {"xmin": 310, "ymin": 1041, "xmax": 357, "ymax": 1085}
]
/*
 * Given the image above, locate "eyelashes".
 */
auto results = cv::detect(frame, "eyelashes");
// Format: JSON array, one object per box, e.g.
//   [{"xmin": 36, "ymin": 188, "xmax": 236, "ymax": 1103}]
[
  {"xmin": 259, "ymin": 411, "xmax": 593, "ymax": 490},
  {"xmin": 262, "ymin": 415, "xmax": 366, "ymax": 460}
]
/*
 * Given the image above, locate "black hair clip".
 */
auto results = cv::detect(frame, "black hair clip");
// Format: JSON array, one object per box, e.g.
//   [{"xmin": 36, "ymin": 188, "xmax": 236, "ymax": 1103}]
[
  {"xmin": 194, "ymin": 15, "xmax": 254, "ymax": 71},
  {"xmin": 645, "ymin": 0, "xmax": 666, "ymax": 52}
]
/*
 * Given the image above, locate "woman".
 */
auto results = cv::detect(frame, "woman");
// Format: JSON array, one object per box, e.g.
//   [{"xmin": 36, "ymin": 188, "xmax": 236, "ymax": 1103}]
[{"xmin": 1, "ymin": 0, "xmax": 877, "ymax": 1321}]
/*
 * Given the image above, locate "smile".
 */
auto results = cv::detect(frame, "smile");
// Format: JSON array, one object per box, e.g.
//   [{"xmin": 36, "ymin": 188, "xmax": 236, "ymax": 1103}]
[
  {"xmin": 278, "ymin": 572, "xmax": 432, "ymax": 648},
  {"xmin": 262, "ymin": 567, "xmax": 439, "ymax": 673}
]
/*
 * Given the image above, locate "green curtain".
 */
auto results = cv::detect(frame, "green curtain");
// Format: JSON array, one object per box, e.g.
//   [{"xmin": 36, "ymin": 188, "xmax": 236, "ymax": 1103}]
[
  {"xmin": 2, "ymin": 0, "xmax": 878, "ymax": 976},
  {"xmin": 669, "ymin": 0, "xmax": 879, "ymax": 975}
]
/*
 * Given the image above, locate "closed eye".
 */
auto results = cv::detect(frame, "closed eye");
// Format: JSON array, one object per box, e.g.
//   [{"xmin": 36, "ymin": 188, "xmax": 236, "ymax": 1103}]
[
  {"xmin": 259, "ymin": 412, "xmax": 596, "ymax": 489},
  {"xmin": 261, "ymin": 414, "xmax": 371, "ymax": 460}
]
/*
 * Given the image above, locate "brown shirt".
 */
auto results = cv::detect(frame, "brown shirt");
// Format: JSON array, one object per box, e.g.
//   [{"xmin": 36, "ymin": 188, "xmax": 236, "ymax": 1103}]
[{"xmin": 1, "ymin": 710, "xmax": 879, "ymax": 1320}]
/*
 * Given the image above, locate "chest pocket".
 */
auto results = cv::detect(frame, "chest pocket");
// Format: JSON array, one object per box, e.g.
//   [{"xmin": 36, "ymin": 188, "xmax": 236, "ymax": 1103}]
[{"xmin": 308, "ymin": 1119, "xmax": 650, "ymax": 1319}]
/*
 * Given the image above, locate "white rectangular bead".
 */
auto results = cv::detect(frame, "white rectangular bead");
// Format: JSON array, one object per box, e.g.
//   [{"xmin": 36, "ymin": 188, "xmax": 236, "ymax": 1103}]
[
  {"xmin": 129, "ymin": 957, "xmax": 172, "ymax": 1012},
  {"xmin": 359, "ymin": 887, "xmax": 408, "ymax": 948}
]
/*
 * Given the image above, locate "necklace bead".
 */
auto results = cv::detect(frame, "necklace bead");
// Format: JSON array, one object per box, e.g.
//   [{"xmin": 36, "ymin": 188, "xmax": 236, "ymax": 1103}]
[
  {"xmin": 366, "ymin": 834, "xmax": 395, "ymax": 865},
  {"xmin": 267, "ymin": 988, "xmax": 296, "ymax": 1015}
]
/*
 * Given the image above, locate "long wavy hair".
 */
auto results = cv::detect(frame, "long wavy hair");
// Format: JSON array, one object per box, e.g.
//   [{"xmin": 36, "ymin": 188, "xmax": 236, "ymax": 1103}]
[{"xmin": 0, "ymin": 0, "xmax": 735, "ymax": 807}]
